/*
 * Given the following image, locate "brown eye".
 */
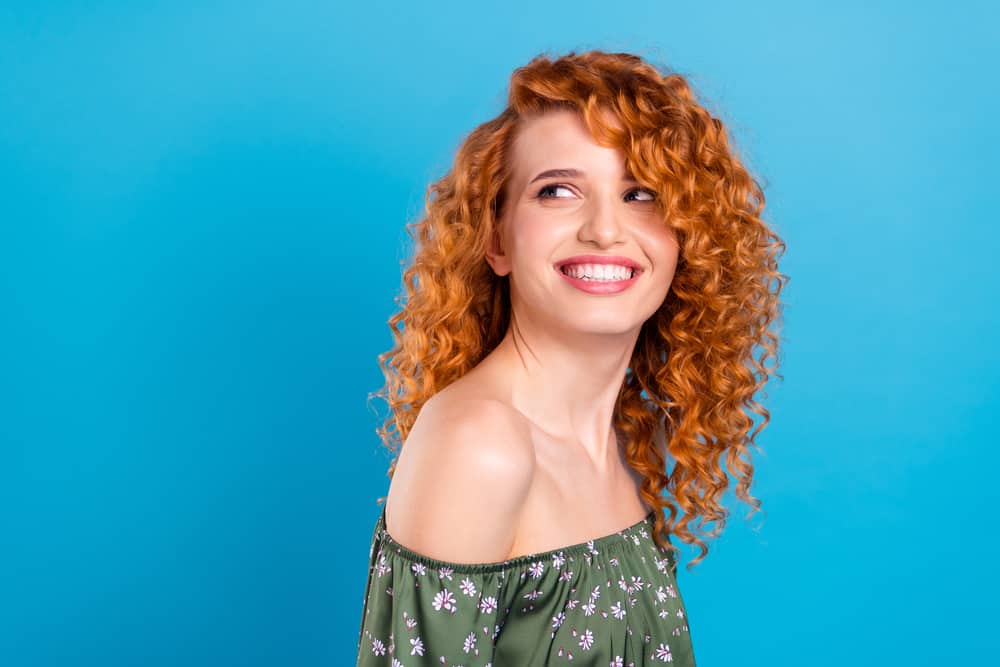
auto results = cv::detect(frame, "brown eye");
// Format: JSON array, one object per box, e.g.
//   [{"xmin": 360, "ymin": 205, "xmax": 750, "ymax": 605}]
[
  {"xmin": 536, "ymin": 183, "xmax": 575, "ymax": 199},
  {"xmin": 626, "ymin": 188, "xmax": 656, "ymax": 202}
]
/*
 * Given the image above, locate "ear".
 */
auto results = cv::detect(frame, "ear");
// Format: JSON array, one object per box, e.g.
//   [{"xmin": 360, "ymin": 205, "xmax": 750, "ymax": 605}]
[{"xmin": 484, "ymin": 221, "xmax": 512, "ymax": 277}]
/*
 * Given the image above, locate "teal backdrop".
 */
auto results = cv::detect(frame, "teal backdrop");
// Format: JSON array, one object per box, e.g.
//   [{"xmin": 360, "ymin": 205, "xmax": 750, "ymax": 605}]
[{"xmin": 2, "ymin": 1, "xmax": 997, "ymax": 665}]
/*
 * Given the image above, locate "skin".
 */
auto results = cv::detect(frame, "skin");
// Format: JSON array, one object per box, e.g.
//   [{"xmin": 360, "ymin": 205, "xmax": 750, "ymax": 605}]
[{"xmin": 386, "ymin": 108, "xmax": 680, "ymax": 560}]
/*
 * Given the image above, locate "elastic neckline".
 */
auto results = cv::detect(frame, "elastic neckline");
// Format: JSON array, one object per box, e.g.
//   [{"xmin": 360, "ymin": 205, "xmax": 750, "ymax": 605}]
[{"xmin": 376, "ymin": 505, "xmax": 658, "ymax": 574}]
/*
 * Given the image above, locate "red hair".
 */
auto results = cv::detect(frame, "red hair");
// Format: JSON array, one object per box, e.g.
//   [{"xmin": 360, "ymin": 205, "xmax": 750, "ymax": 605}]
[{"xmin": 369, "ymin": 49, "xmax": 788, "ymax": 570}]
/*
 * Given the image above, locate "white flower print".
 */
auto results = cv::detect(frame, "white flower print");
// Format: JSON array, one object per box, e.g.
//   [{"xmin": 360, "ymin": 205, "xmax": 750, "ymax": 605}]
[
  {"xmin": 653, "ymin": 643, "xmax": 673, "ymax": 662},
  {"xmin": 618, "ymin": 575, "xmax": 644, "ymax": 594},
  {"xmin": 432, "ymin": 588, "xmax": 457, "ymax": 614},
  {"xmin": 358, "ymin": 511, "xmax": 698, "ymax": 667},
  {"xmin": 523, "ymin": 589, "xmax": 544, "ymax": 601}
]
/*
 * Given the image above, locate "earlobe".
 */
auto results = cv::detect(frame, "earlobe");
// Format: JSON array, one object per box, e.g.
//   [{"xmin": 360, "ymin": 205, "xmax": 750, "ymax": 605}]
[{"xmin": 486, "ymin": 226, "xmax": 512, "ymax": 277}]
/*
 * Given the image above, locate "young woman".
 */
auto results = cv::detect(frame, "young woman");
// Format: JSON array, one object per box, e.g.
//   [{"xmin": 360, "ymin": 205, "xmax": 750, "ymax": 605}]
[{"xmin": 356, "ymin": 49, "xmax": 787, "ymax": 665}]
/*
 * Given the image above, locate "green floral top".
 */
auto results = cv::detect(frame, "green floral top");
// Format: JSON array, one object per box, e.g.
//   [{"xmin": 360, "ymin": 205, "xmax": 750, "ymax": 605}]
[{"xmin": 355, "ymin": 504, "xmax": 697, "ymax": 666}]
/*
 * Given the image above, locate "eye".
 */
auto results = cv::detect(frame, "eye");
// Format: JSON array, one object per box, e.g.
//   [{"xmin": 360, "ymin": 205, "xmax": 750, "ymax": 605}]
[
  {"xmin": 625, "ymin": 188, "xmax": 657, "ymax": 202},
  {"xmin": 535, "ymin": 183, "xmax": 575, "ymax": 199},
  {"xmin": 535, "ymin": 184, "xmax": 657, "ymax": 202}
]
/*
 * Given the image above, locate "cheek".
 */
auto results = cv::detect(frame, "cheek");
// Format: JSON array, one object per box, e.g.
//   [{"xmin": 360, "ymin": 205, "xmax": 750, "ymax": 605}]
[
  {"xmin": 643, "ymin": 225, "xmax": 681, "ymax": 267},
  {"xmin": 510, "ymin": 214, "xmax": 563, "ymax": 259},
  {"xmin": 660, "ymin": 239, "xmax": 681, "ymax": 271}
]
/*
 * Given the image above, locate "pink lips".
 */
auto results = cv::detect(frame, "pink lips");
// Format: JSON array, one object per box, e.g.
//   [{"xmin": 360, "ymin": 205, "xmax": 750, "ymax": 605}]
[
  {"xmin": 556, "ymin": 259, "xmax": 642, "ymax": 295},
  {"xmin": 555, "ymin": 254, "xmax": 641, "ymax": 271}
]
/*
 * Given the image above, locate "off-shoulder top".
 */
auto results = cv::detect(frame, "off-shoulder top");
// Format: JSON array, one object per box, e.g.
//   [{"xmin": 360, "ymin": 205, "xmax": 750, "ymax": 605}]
[{"xmin": 355, "ymin": 504, "xmax": 697, "ymax": 665}]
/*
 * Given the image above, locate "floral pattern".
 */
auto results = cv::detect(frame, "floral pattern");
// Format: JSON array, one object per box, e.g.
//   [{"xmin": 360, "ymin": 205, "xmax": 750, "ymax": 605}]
[{"xmin": 356, "ymin": 506, "xmax": 696, "ymax": 666}]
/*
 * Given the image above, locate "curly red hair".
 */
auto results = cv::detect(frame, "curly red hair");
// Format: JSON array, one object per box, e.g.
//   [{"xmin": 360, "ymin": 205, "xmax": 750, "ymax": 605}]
[{"xmin": 368, "ymin": 49, "xmax": 788, "ymax": 570}]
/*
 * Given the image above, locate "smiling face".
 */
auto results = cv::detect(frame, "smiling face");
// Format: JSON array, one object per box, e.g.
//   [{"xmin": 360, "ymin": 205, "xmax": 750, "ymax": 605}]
[{"xmin": 487, "ymin": 108, "xmax": 680, "ymax": 336}]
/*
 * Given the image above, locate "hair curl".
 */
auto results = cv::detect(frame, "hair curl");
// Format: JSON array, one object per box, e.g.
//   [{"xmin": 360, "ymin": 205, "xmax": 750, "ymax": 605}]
[{"xmin": 368, "ymin": 49, "xmax": 788, "ymax": 570}]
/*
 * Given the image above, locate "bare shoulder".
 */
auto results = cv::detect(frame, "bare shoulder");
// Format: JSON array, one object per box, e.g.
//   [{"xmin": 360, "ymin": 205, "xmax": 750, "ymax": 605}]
[{"xmin": 385, "ymin": 393, "xmax": 536, "ymax": 564}]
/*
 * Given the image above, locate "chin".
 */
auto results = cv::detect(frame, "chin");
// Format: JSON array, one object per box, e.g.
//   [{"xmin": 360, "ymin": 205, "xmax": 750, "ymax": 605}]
[{"xmin": 564, "ymin": 316, "xmax": 643, "ymax": 336}]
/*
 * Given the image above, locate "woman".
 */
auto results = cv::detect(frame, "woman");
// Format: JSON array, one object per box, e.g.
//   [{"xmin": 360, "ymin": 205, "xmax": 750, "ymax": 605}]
[{"xmin": 356, "ymin": 49, "xmax": 787, "ymax": 665}]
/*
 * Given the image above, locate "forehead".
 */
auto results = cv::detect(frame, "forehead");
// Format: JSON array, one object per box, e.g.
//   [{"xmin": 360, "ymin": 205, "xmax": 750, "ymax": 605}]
[{"xmin": 509, "ymin": 109, "xmax": 628, "ymax": 184}]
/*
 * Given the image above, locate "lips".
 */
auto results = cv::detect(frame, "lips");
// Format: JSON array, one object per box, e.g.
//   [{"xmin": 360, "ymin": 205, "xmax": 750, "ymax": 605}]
[
  {"xmin": 556, "ymin": 261, "xmax": 641, "ymax": 294},
  {"xmin": 554, "ymin": 254, "xmax": 642, "ymax": 271}
]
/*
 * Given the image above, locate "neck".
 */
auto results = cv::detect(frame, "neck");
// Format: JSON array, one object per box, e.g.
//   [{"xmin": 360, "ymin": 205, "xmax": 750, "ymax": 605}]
[{"xmin": 488, "ymin": 312, "xmax": 641, "ymax": 471}]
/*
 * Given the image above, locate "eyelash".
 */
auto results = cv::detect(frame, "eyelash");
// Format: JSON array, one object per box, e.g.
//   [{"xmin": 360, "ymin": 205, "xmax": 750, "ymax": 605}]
[{"xmin": 535, "ymin": 183, "xmax": 656, "ymax": 202}]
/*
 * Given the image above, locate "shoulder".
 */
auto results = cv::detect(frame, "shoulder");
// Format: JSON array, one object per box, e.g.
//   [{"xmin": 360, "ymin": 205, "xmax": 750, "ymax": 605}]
[{"xmin": 385, "ymin": 393, "xmax": 536, "ymax": 563}]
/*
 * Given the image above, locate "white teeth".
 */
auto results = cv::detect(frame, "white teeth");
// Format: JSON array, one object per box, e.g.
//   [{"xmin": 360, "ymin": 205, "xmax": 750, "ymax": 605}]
[{"xmin": 562, "ymin": 263, "xmax": 634, "ymax": 281}]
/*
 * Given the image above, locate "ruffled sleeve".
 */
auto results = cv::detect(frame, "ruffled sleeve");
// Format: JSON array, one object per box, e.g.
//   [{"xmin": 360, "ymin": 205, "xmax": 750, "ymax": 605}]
[
  {"xmin": 357, "ymin": 505, "xmax": 698, "ymax": 665},
  {"xmin": 356, "ymin": 507, "xmax": 511, "ymax": 665}
]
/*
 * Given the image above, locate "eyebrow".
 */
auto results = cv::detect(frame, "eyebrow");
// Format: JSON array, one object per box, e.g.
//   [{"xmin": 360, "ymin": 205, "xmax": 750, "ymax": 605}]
[{"xmin": 528, "ymin": 168, "xmax": 638, "ymax": 185}]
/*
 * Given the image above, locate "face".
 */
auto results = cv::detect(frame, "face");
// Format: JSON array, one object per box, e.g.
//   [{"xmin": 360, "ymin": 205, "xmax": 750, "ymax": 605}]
[{"xmin": 487, "ymin": 109, "xmax": 680, "ymax": 336}]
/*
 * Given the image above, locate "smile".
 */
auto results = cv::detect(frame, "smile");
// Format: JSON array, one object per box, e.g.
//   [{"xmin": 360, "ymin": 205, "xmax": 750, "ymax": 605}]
[
  {"xmin": 560, "ymin": 263, "xmax": 636, "ymax": 281},
  {"xmin": 555, "ymin": 263, "xmax": 642, "ymax": 294}
]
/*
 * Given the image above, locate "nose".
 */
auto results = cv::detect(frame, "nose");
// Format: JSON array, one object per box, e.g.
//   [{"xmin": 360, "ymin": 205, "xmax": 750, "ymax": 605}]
[{"xmin": 579, "ymin": 195, "xmax": 626, "ymax": 247}]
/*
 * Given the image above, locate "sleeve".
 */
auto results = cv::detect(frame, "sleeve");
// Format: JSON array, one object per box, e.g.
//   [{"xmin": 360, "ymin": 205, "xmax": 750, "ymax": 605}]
[{"xmin": 356, "ymin": 541, "xmax": 511, "ymax": 666}]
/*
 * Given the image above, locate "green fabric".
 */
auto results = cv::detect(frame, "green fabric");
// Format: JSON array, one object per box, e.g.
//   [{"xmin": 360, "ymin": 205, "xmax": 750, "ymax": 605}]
[{"xmin": 356, "ymin": 505, "xmax": 697, "ymax": 666}]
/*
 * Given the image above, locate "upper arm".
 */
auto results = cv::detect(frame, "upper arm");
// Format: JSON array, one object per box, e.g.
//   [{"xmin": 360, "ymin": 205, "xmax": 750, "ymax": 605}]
[{"xmin": 385, "ymin": 395, "xmax": 535, "ymax": 564}]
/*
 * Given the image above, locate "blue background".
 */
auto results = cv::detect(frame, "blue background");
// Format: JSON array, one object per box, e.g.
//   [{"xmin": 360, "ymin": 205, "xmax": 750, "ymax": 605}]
[{"xmin": 3, "ymin": 1, "xmax": 997, "ymax": 665}]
